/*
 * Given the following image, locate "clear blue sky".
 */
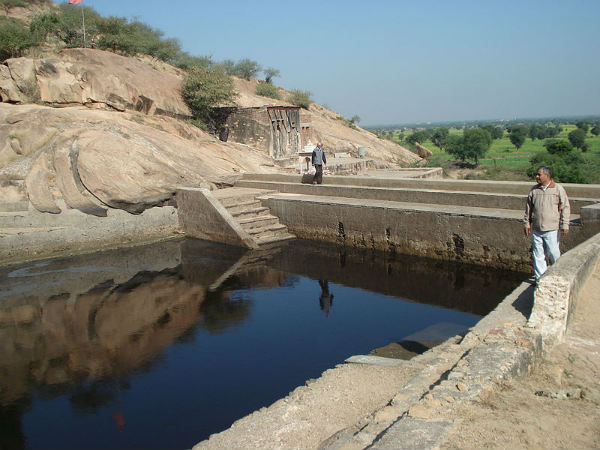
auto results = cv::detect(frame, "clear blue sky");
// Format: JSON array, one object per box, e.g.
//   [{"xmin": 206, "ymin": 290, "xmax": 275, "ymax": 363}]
[{"xmin": 79, "ymin": 0, "xmax": 599, "ymax": 126}]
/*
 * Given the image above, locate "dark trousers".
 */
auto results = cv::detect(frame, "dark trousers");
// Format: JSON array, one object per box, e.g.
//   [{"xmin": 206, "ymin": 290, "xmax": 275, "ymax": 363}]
[{"xmin": 313, "ymin": 164, "xmax": 323, "ymax": 184}]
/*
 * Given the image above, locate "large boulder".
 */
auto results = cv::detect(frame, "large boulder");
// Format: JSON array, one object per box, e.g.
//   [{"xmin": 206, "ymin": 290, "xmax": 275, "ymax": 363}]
[
  {"xmin": 1, "ymin": 48, "xmax": 422, "ymax": 220},
  {"xmin": 1, "ymin": 49, "xmax": 191, "ymax": 117},
  {"xmin": 0, "ymin": 104, "xmax": 278, "ymax": 215}
]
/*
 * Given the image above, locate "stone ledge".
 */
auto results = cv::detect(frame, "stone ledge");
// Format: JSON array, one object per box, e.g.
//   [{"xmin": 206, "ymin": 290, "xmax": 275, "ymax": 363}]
[{"xmin": 528, "ymin": 231, "xmax": 600, "ymax": 352}]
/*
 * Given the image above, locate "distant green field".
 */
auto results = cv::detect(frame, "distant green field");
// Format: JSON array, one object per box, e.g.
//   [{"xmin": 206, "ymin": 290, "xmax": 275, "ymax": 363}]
[{"xmin": 386, "ymin": 125, "xmax": 600, "ymax": 183}]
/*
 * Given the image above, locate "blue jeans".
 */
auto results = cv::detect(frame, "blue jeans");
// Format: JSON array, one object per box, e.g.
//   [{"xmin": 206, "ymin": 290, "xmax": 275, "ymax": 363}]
[{"xmin": 532, "ymin": 229, "xmax": 561, "ymax": 281}]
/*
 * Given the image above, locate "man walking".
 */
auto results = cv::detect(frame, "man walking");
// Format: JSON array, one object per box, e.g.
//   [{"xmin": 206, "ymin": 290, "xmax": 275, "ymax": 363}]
[
  {"xmin": 524, "ymin": 166, "xmax": 570, "ymax": 282},
  {"xmin": 311, "ymin": 142, "xmax": 327, "ymax": 185}
]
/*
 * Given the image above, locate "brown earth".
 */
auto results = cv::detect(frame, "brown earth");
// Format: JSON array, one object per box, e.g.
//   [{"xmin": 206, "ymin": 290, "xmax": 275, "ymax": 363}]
[{"xmin": 440, "ymin": 267, "xmax": 600, "ymax": 450}]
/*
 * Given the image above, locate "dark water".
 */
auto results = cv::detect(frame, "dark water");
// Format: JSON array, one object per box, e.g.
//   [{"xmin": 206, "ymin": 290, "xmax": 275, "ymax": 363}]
[{"xmin": 0, "ymin": 238, "xmax": 526, "ymax": 450}]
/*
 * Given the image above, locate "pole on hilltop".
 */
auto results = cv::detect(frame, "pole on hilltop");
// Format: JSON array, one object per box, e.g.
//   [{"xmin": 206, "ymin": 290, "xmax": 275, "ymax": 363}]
[{"xmin": 81, "ymin": 5, "xmax": 86, "ymax": 48}]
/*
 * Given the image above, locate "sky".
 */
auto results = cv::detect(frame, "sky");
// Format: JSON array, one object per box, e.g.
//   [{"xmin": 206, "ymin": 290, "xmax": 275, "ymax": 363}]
[{"xmin": 76, "ymin": 0, "xmax": 599, "ymax": 127}]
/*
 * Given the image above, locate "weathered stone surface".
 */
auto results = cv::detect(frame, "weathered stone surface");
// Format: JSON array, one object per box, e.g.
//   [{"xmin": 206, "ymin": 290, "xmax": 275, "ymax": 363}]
[
  {"xmin": 0, "ymin": 103, "xmax": 279, "ymax": 214},
  {"xmin": 2, "ymin": 49, "xmax": 192, "ymax": 117},
  {"xmin": 0, "ymin": 64, "xmax": 24, "ymax": 103},
  {"xmin": 6, "ymin": 57, "xmax": 36, "ymax": 96},
  {"xmin": 52, "ymin": 132, "xmax": 108, "ymax": 216},
  {"xmin": 1, "ymin": 48, "xmax": 421, "ymax": 223},
  {"xmin": 24, "ymin": 152, "xmax": 61, "ymax": 214}
]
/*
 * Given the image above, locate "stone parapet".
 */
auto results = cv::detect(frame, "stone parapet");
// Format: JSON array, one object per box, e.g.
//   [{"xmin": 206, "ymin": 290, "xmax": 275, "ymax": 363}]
[
  {"xmin": 237, "ymin": 179, "xmax": 596, "ymax": 214},
  {"xmin": 528, "ymin": 231, "xmax": 600, "ymax": 352},
  {"xmin": 240, "ymin": 173, "xmax": 600, "ymax": 198},
  {"xmin": 581, "ymin": 202, "xmax": 600, "ymax": 224},
  {"xmin": 258, "ymin": 193, "xmax": 588, "ymax": 272}
]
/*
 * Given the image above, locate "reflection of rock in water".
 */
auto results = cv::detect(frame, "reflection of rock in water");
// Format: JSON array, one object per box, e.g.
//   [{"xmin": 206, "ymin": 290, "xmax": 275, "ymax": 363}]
[
  {"xmin": 0, "ymin": 239, "xmax": 184, "ymax": 308},
  {"xmin": 0, "ymin": 239, "xmax": 259, "ymax": 407},
  {"xmin": 0, "ymin": 268, "xmax": 206, "ymax": 405}
]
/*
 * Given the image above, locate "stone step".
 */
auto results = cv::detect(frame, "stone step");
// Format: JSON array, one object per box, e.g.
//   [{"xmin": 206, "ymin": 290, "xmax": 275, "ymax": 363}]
[
  {"xmin": 246, "ymin": 223, "xmax": 288, "ymax": 237},
  {"xmin": 255, "ymin": 231, "xmax": 296, "ymax": 246},
  {"xmin": 238, "ymin": 214, "xmax": 279, "ymax": 230},
  {"xmin": 213, "ymin": 187, "xmax": 277, "ymax": 207},
  {"xmin": 230, "ymin": 206, "xmax": 270, "ymax": 219},
  {"xmin": 226, "ymin": 200, "xmax": 263, "ymax": 214}
]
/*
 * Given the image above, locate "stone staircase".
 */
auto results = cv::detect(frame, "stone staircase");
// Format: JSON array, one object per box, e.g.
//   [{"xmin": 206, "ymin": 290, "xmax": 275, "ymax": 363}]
[
  {"xmin": 208, "ymin": 243, "xmax": 287, "ymax": 291},
  {"xmin": 212, "ymin": 187, "xmax": 295, "ymax": 246}
]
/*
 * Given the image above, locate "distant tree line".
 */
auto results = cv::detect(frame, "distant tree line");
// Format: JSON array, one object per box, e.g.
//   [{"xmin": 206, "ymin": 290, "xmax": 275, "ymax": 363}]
[{"xmin": 370, "ymin": 118, "xmax": 600, "ymax": 182}]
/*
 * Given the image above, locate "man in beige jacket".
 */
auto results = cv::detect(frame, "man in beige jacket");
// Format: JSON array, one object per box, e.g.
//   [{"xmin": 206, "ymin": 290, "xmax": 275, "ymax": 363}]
[{"xmin": 524, "ymin": 166, "xmax": 570, "ymax": 282}]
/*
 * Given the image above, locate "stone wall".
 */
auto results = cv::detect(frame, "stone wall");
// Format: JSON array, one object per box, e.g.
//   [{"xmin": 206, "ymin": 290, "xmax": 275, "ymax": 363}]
[
  {"xmin": 528, "ymin": 232, "xmax": 600, "ymax": 351},
  {"xmin": 258, "ymin": 194, "xmax": 594, "ymax": 272}
]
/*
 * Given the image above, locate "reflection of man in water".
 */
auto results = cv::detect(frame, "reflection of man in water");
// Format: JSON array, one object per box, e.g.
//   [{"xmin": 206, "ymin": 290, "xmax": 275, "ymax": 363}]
[{"xmin": 318, "ymin": 279, "xmax": 334, "ymax": 317}]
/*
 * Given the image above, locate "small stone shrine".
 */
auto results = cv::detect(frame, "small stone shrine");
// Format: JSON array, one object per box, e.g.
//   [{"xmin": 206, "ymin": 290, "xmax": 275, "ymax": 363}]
[{"xmin": 214, "ymin": 106, "xmax": 313, "ymax": 166}]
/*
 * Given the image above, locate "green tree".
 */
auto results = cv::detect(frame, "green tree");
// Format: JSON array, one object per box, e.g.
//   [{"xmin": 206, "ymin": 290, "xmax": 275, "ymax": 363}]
[
  {"xmin": 174, "ymin": 54, "xmax": 212, "ymax": 70},
  {"xmin": 527, "ymin": 151, "xmax": 587, "ymax": 183},
  {"xmin": 575, "ymin": 121, "xmax": 589, "ymax": 133},
  {"xmin": 406, "ymin": 130, "xmax": 429, "ymax": 145},
  {"xmin": 544, "ymin": 139, "xmax": 573, "ymax": 156},
  {"xmin": 446, "ymin": 128, "xmax": 492, "ymax": 164},
  {"xmin": 215, "ymin": 59, "xmax": 235, "ymax": 74},
  {"xmin": 591, "ymin": 125, "xmax": 600, "ymax": 136},
  {"xmin": 263, "ymin": 67, "xmax": 280, "ymax": 83},
  {"xmin": 350, "ymin": 115, "xmax": 361, "ymax": 124},
  {"xmin": 491, "ymin": 126, "xmax": 504, "ymax": 139},
  {"xmin": 508, "ymin": 125, "xmax": 528, "ymax": 150},
  {"xmin": 528, "ymin": 123, "xmax": 545, "ymax": 140},
  {"xmin": 431, "ymin": 127, "xmax": 449, "ymax": 149},
  {"xmin": 56, "ymin": 3, "xmax": 102, "ymax": 47},
  {"xmin": 0, "ymin": 16, "xmax": 34, "ymax": 60},
  {"xmin": 546, "ymin": 125, "xmax": 561, "ymax": 138},
  {"xmin": 287, "ymin": 90, "xmax": 312, "ymax": 109},
  {"xmin": 127, "ymin": 21, "xmax": 181, "ymax": 61},
  {"xmin": 568, "ymin": 128, "xmax": 586, "ymax": 150},
  {"xmin": 255, "ymin": 81, "xmax": 281, "ymax": 100},
  {"xmin": 182, "ymin": 67, "xmax": 236, "ymax": 125},
  {"xmin": 96, "ymin": 16, "xmax": 134, "ymax": 53},
  {"xmin": 231, "ymin": 58, "xmax": 261, "ymax": 80},
  {"xmin": 29, "ymin": 12, "xmax": 62, "ymax": 43}
]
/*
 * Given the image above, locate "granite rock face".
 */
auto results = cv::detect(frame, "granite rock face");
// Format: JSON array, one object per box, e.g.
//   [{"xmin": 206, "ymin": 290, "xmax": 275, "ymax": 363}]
[
  {"xmin": 0, "ymin": 104, "xmax": 277, "ymax": 214},
  {"xmin": 0, "ymin": 48, "xmax": 420, "ymax": 217},
  {"xmin": 1, "ymin": 48, "xmax": 191, "ymax": 117}
]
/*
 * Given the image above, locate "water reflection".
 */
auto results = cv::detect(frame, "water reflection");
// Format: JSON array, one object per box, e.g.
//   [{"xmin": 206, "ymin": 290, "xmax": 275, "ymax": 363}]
[
  {"xmin": 318, "ymin": 280, "xmax": 334, "ymax": 317},
  {"xmin": 0, "ymin": 238, "xmax": 526, "ymax": 450}
]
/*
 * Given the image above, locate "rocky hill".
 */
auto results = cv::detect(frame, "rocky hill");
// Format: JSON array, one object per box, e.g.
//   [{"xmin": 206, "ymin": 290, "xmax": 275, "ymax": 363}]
[{"xmin": 1, "ymin": 39, "xmax": 418, "ymax": 217}]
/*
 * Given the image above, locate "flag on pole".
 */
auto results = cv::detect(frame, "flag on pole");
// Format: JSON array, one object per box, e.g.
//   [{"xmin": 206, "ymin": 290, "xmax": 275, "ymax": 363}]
[{"xmin": 69, "ymin": 0, "xmax": 83, "ymax": 4}]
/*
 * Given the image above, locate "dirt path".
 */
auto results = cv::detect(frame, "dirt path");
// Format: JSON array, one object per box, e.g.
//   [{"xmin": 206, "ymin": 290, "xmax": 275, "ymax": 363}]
[{"xmin": 441, "ymin": 266, "xmax": 600, "ymax": 449}]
